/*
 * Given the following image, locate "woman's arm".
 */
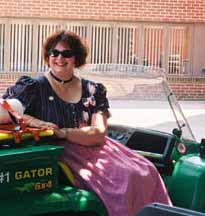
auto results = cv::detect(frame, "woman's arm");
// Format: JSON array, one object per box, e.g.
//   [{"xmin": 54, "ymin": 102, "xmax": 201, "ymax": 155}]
[
  {"xmin": 23, "ymin": 114, "xmax": 58, "ymax": 129},
  {"xmin": 23, "ymin": 113, "xmax": 108, "ymax": 146},
  {"xmin": 54, "ymin": 112, "xmax": 108, "ymax": 146}
]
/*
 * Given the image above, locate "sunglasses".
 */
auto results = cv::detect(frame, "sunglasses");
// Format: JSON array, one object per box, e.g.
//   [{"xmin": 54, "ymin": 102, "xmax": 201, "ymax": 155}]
[{"xmin": 49, "ymin": 49, "xmax": 75, "ymax": 58}]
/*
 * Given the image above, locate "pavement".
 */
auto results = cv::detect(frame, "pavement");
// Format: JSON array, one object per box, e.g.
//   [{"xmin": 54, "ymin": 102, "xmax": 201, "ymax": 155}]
[{"xmin": 108, "ymin": 100, "xmax": 205, "ymax": 142}]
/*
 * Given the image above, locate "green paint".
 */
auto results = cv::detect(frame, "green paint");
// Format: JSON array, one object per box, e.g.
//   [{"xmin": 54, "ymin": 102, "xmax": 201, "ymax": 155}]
[{"xmin": 15, "ymin": 182, "xmax": 35, "ymax": 192}]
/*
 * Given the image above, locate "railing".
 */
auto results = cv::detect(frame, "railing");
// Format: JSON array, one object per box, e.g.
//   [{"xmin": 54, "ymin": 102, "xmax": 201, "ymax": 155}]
[
  {"xmin": 79, "ymin": 63, "xmax": 165, "ymax": 75},
  {"xmin": 0, "ymin": 18, "xmax": 190, "ymax": 76}
]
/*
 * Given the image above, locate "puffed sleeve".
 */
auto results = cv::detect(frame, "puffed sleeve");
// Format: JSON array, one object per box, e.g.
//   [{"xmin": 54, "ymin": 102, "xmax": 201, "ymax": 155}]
[
  {"xmin": 2, "ymin": 76, "xmax": 39, "ymax": 114},
  {"xmin": 93, "ymin": 83, "xmax": 111, "ymax": 118}
]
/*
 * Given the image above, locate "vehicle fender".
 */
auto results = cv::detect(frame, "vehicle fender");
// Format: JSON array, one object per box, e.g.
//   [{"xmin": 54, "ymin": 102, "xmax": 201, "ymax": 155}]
[{"xmin": 168, "ymin": 154, "xmax": 205, "ymax": 212}]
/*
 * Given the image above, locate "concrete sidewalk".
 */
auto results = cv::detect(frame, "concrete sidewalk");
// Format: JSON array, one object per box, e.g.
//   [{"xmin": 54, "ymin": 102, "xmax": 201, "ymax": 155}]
[{"xmin": 108, "ymin": 100, "xmax": 205, "ymax": 142}]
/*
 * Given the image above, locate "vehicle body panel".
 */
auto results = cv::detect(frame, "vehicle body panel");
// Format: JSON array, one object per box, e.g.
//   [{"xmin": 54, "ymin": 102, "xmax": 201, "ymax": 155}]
[{"xmin": 0, "ymin": 140, "xmax": 107, "ymax": 215}]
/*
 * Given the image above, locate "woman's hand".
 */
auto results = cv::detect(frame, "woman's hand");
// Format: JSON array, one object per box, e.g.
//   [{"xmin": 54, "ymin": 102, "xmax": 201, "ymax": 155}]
[
  {"xmin": 54, "ymin": 128, "xmax": 68, "ymax": 139},
  {"xmin": 24, "ymin": 114, "xmax": 58, "ymax": 129},
  {"xmin": 29, "ymin": 118, "xmax": 58, "ymax": 129}
]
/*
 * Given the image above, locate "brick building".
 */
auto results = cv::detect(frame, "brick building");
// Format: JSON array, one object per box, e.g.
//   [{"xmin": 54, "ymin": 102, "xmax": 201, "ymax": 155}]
[{"xmin": 0, "ymin": 0, "xmax": 205, "ymax": 99}]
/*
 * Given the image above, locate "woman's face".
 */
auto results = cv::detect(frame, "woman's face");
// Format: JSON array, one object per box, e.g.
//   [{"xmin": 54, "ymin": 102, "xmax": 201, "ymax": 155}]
[{"xmin": 48, "ymin": 42, "xmax": 75, "ymax": 76}]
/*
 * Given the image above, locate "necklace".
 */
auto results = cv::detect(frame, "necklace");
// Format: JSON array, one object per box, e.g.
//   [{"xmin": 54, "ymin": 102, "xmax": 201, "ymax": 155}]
[{"xmin": 50, "ymin": 71, "xmax": 74, "ymax": 84}]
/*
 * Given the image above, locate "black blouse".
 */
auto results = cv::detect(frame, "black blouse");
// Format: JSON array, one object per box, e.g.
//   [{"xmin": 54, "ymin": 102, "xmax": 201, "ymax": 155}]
[{"xmin": 3, "ymin": 75, "xmax": 110, "ymax": 128}]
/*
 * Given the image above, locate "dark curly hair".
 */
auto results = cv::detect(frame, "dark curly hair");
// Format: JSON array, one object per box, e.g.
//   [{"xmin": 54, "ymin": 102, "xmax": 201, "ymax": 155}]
[{"xmin": 42, "ymin": 30, "xmax": 88, "ymax": 68}]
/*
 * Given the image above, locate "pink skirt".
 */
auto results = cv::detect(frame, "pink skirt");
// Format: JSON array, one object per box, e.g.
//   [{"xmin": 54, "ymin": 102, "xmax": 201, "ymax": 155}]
[{"xmin": 60, "ymin": 137, "xmax": 172, "ymax": 216}]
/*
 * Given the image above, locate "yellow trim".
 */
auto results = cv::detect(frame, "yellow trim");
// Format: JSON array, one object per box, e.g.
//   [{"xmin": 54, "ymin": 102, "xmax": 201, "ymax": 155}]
[
  {"xmin": 58, "ymin": 161, "xmax": 75, "ymax": 186},
  {"xmin": 0, "ymin": 129, "xmax": 54, "ymax": 141}
]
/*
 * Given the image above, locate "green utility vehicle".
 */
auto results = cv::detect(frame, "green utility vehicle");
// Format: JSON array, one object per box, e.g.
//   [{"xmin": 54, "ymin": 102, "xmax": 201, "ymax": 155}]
[
  {"xmin": 0, "ymin": 131, "xmax": 107, "ymax": 215},
  {"xmin": 0, "ymin": 64, "xmax": 205, "ymax": 215}
]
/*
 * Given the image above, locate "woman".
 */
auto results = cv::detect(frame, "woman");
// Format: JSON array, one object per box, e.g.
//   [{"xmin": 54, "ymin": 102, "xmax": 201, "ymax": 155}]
[{"xmin": 3, "ymin": 30, "xmax": 172, "ymax": 216}]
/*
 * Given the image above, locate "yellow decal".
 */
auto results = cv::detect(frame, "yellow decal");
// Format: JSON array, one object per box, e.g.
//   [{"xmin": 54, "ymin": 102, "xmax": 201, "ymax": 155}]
[
  {"xmin": 15, "ymin": 168, "xmax": 53, "ymax": 180},
  {"xmin": 35, "ymin": 180, "xmax": 52, "ymax": 191}
]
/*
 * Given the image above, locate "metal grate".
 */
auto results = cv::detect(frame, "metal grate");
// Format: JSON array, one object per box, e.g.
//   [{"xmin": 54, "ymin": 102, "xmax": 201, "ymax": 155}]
[
  {"xmin": 10, "ymin": 22, "xmax": 33, "ymax": 72},
  {"xmin": 144, "ymin": 26, "xmax": 163, "ymax": 68},
  {"xmin": 168, "ymin": 26, "xmax": 189, "ymax": 75},
  {"xmin": 0, "ymin": 23, "xmax": 5, "ymax": 71},
  {"xmin": 90, "ymin": 25, "xmax": 113, "ymax": 64},
  {"xmin": 0, "ymin": 19, "xmax": 190, "ymax": 75}
]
